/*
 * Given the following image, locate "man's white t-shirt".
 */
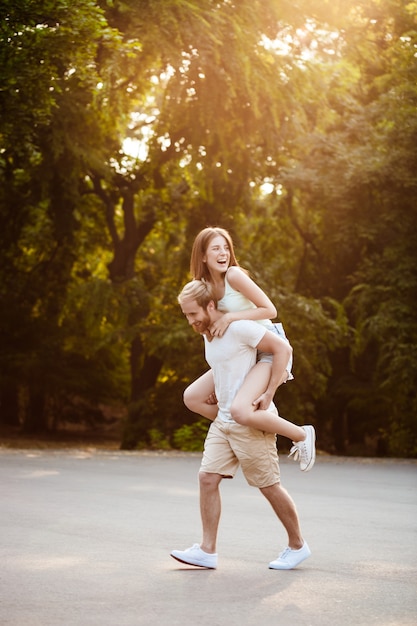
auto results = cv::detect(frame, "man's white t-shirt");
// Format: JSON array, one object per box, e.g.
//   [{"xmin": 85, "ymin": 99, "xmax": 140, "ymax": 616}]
[{"xmin": 203, "ymin": 319, "xmax": 274, "ymax": 423}]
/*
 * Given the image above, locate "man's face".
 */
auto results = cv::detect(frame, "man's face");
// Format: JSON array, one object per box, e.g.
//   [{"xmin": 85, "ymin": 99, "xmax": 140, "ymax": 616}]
[{"xmin": 181, "ymin": 298, "xmax": 211, "ymax": 335}]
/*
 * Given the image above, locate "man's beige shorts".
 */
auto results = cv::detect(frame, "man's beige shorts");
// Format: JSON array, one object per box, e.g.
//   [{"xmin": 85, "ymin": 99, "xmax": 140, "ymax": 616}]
[{"xmin": 200, "ymin": 419, "xmax": 280, "ymax": 488}]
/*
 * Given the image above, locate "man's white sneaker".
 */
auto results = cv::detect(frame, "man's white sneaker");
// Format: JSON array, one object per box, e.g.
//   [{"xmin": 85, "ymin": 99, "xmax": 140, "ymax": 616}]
[
  {"xmin": 288, "ymin": 425, "xmax": 316, "ymax": 471},
  {"xmin": 269, "ymin": 541, "xmax": 311, "ymax": 570},
  {"xmin": 170, "ymin": 544, "xmax": 217, "ymax": 569}
]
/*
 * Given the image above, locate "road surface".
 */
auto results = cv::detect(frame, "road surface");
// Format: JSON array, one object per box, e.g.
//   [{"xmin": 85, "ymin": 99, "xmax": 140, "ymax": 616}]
[{"xmin": 1, "ymin": 448, "xmax": 416, "ymax": 625}]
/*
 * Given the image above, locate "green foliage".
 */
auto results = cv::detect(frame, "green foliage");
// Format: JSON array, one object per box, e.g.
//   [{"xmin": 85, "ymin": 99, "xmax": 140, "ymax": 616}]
[
  {"xmin": 1, "ymin": 0, "xmax": 415, "ymax": 456},
  {"xmin": 173, "ymin": 419, "xmax": 210, "ymax": 452},
  {"xmin": 383, "ymin": 423, "xmax": 417, "ymax": 459},
  {"xmin": 147, "ymin": 428, "xmax": 171, "ymax": 451},
  {"xmin": 272, "ymin": 0, "xmax": 417, "ymax": 455}
]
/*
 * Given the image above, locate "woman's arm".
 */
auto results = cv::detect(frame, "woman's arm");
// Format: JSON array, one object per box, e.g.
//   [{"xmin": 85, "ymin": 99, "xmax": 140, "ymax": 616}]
[{"xmin": 210, "ymin": 266, "xmax": 277, "ymax": 337}]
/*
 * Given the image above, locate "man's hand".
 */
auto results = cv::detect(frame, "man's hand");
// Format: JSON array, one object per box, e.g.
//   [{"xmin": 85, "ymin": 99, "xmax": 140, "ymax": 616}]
[
  {"xmin": 252, "ymin": 390, "xmax": 274, "ymax": 411},
  {"xmin": 205, "ymin": 392, "xmax": 218, "ymax": 405}
]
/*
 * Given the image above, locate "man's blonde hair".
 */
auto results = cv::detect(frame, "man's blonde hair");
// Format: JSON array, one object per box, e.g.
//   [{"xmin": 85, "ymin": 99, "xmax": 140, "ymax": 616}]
[{"xmin": 178, "ymin": 279, "xmax": 216, "ymax": 309}]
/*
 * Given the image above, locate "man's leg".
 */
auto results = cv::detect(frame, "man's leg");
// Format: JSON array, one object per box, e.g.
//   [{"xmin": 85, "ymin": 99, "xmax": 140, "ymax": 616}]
[
  {"xmin": 170, "ymin": 471, "xmax": 222, "ymax": 568},
  {"xmin": 260, "ymin": 482, "xmax": 311, "ymax": 569},
  {"xmin": 199, "ymin": 471, "xmax": 222, "ymax": 554},
  {"xmin": 260, "ymin": 482, "xmax": 303, "ymax": 549}
]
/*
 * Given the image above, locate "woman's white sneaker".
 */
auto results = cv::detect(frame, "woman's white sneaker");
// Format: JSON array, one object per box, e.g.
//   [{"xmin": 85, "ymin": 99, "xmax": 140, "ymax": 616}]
[
  {"xmin": 288, "ymin": 425, "xmax": 316, "ymax": 471},
  {"xmin": 269, "ymin": 541, "xmax": 311, "ymax": 570},
  {"xmin": 170, "ymin": 543, "xmax": 217, "ymax": 569}
]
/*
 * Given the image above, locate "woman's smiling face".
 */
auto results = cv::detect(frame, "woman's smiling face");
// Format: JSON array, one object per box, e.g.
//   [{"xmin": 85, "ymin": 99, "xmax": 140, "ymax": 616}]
[{"xmin": 203, "ymin": 235, "xmax": 230, "ymax": 274}]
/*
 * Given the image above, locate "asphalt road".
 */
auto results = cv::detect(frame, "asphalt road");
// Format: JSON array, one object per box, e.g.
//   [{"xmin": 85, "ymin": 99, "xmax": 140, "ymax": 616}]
[{"xmin": 1, "ymin": 448, "xmax": 416, "ymax": 626}]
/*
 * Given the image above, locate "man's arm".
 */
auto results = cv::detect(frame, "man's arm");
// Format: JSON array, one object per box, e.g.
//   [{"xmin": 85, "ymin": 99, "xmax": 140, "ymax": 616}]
[{"xmin": 253, "ymin": 330, "xmax": 292, "ymax": 410}]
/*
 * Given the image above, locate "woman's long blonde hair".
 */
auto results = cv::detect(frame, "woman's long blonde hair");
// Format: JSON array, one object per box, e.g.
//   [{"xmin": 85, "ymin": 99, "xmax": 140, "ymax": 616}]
[{"xmin": 190, "ymin": 227, "xmax": 239, "ymax": 281}]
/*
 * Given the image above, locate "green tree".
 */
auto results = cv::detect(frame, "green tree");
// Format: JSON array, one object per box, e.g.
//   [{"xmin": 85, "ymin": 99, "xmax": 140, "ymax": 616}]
[
  {"xmin": 268, "ymin": 0, "xmax": 417, "ymax": 454},
  {"xmin": 0, "ymin": 0, "xmax": 128, "ymax": 432},
  {"xmin": 85, "ymin": 0, "xmax": 334, "ymax": 448},
  {"xmin": 1, "ymin": 0, "xmax": 415, "ymax": 458}
]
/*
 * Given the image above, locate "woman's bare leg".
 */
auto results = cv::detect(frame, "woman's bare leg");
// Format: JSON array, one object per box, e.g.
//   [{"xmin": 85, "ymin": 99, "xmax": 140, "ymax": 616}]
[
  {"xmin": 183, "ymin": 370, "xmax": 218, "ymax": 421},
  {"xmin": 230, "ymin": 362, "xmax": 305, "ymax": 441}
]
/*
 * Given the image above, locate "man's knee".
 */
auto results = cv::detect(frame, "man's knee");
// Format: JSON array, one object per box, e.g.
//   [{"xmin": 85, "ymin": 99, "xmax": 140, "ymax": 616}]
[
  {"xmin": 260, "ymin": 482, "xmax": 282, "ymax": 497},
  {"xmin": 199, "ymin": 471, "xmax": 221, "ymax": 490}
]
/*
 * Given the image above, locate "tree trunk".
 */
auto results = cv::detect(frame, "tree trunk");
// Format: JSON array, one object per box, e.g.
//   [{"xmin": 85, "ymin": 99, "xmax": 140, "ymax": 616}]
[
  {"xmin": 22, "ymin": 388, "xmax": 48, "ymax": 434},
  {"xmin": 120, "ymin": 335, "xmax": 163, "ymax": 449},
  {"xmin": 0, "ymin": 384, "xmax": 20, "ymax": 427}
]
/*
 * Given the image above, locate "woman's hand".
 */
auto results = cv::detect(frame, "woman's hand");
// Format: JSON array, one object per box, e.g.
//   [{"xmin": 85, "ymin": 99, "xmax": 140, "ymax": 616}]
[{"xmin": 209, "ymin": 313, "xmax": 232, "ymax": 338}]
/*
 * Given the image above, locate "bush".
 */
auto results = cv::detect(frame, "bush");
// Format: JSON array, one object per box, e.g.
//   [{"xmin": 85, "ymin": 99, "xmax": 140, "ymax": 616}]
[
  {"xmin": 172, "ymin": 419, "xmax": 210, "ymax": 452},
  {"xmin": 147, "ymin": 428, "xmax": 171, "ymax": 450}
]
